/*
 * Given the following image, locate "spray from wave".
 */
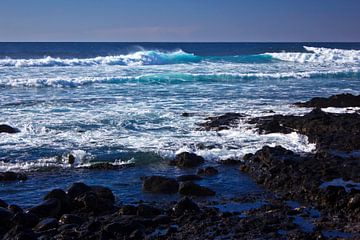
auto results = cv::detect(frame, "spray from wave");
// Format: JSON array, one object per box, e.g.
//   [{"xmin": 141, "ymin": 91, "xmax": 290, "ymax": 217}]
[
  {"xmin": 0, "ymin": 50, "xmax": 201, "ymax": 67},
  {"xmin": 265, "ymin": 46, "xmax": 360, "ymax": 64}
]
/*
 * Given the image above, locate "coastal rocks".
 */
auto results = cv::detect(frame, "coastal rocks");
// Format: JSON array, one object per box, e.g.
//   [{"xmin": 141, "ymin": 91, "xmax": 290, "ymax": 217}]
[
  {"xmin": 142, "ymin": 176, "xmax": 179, "ymax": 194},
  {"xmin": 197, "ymin": 166, "xmax": 219, "ymax": 176},
  {"xmin": 178, "ymin": 181, "xmax": 216, "ymax": 196},
  {"xmin": 59, "ymin": 214, "xmax": 84, "ymax": 225},
  {"xmin": 170, "ymin": 152, "xmax": 204, "ymax": 168},
  {"xmin": 82, "ymin": 162, "xmax": 135, "ymax": 170},
  {"xmin": 249, "ymin": 108, "xmax": 360, "ymax": 151},
  {"xmin": 295, "ymin": 93, "xmax": 360, "ymax": 108},
  {"xmin": 0, "ymin": 171, "xmax": 27, "ymax": 181},
  {"xmin": 197, "ymin": 112, "xmax": 245, "ymax": 131},
  {"xmin": 173, "ymin": 197, "xmax": 200, "ymax": 214},
  {"xmin": 34, "ymin": 217, "xmax": 58, "ymax": 232},
  {"xmin": 0, "ymin": 124, "xmax": 19, "ymax": 134},
  {"xmin": 67, "ymin": 182, "xmax": 92, "ymax": 200},
  {"xmin": 176, "ymin": 174, "xmax": 202, "ymax": 182},
  {"xmin": 28, "ymin": 198, "xmax": 61, "ymax": 218}
]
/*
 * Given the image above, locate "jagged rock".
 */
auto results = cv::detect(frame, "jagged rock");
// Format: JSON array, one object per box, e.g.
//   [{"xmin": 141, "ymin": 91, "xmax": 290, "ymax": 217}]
[
  {"xmin": 67, "ymin": 182, "xmax": 91, "ymax": 200},
  {"xmin": 197, "ymin": 113, "xmax": 245, "ymax": 131},
  {"xmin": 136, "ymin": 204, "xmax": 161, "ymax": 218},
  {"xmin": 142, "ymin": 176, "xmax": 179, "ymax": 194},
  {"xmin": 59, "ymin": 214, "xmax": 84, "ymax": 225}
]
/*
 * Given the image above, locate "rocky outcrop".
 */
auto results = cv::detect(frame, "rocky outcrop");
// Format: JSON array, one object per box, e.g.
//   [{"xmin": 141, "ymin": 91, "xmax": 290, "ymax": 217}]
[
  {"xmin": 0, "ymin": 172, "xmax": 27, "ymax": 181},
  {"xmin": 142, "ymin": 176, "xmax": 179, "ymax": 194},
  {"xmin": 295, "ymin": 93, "xmax": 360, "ymax": 108},
  {"xmin": 197, "ymin": 113, "xmax": 245, "ymax": 131},
  {"xmin": 0, "ymin": 124, "xmax": 19, "ymax": 134},
  {"xmin": 178, "ymin": 181, "xmax": 216, "ymax": 196},
  {"xmin": 170, "ymin": 152, "xmax": 205, "ymax": 168}
]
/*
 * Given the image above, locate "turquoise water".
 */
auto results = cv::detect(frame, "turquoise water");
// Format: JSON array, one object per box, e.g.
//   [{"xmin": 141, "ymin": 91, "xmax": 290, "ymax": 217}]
[{"xmin": 0, "ymin": 43, "xmax": 360, "ymax": 206}]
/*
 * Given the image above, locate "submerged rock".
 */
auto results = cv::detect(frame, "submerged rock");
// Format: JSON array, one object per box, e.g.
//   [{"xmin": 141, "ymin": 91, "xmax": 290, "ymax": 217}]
[
  {"xmin": 197, "ymin": 166, "xmax": 219, "ymax": 176},
  {"xmin": 178, "ymin": 181, "xmax": 216, "ymax": 196},
  {"xmin": 142, "ymin": 176, "xmax": 179, "ymax": 194},
  {"xmin": 0, "ymin": 172, "xmax": 27, "ymax": 181},
  {"xmin": 295, "ymin": 93, "xmax": 360, "ymax": 108},
  {"xmin": 170, "ymin": 152, "xmax": 205, "ymax": 168},
  {"xmin": 0, "ymin": 124, "xmax": 19, "ymax": 134},
  {"xmin": 176, "ymin": 174, "xmax": 202, "ymax": 182}
]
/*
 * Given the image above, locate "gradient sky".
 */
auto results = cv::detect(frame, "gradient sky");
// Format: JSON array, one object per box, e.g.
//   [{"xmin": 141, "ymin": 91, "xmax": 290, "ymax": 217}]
[{"xmin": 0, "ymin": 0, "xmax": 359, "ymax": 42}]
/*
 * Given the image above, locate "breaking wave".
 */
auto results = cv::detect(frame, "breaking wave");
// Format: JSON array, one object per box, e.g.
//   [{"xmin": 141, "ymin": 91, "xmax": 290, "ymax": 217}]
[
  {"xmin": 0, "ymin": 50, "xmax": 201, "ymax": 67},
  {"xmin": 265, "ymin": 46, "xmax": 360, "ymax": 64}
]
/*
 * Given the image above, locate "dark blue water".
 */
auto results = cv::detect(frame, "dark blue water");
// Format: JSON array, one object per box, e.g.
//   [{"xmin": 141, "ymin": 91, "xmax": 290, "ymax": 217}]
[{"xmin": 0, "ymin": 42, "xmax": 359, "ymax": 207}]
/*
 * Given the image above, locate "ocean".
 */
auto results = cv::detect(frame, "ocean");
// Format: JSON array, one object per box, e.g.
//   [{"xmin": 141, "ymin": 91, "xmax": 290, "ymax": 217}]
[{"xmin": 1, "ymin": 42, "xmax": 360, "ymax": 206}]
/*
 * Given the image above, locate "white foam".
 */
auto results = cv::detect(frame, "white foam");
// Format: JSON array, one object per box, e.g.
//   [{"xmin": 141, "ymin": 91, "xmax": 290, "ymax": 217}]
[
  {"xmin": 266, "ymin": 46, "xmax": 360, "ymax": 64},
  {"xmin": 0, "ymin": 50, "xmax": 199, "ymax": 67}
]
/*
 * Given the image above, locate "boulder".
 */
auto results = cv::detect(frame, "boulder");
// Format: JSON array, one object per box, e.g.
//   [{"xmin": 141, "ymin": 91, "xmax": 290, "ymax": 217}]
[
  {"xmin": 173, "ymin": 197, "xmax": 200, "ymax": 214},
  {"xmin": 0, "ymin": 124, "xmax": 19, "ymax": 134},
  {"xmin": 136, "ymin": 204, "xmax": 161, "ymax": 218},
  {"xmin": 67, "ymin": 182, "xmax": 91, "ymax": 200},
  {"xmin": 170, "ymin": 152, "xmax": 205, "ymax": 168},
  {"xmin": 44, "ymin": 188, "xmax": 71, "ymax": 213},
  {"xmin": 59, "ymin": 214, "xmax": 84, "ymax": 225},
  {"xmin": 178, "ymin": 182, "xmax": 216, "ymax": 196},
  {"xmin": 27, "ymin": 198, "xmax": 61, "ymax": 218},
  {"xmin": 142, "ymin": 176, "xmax": 179, "ymax": 194},
  {"xmin": 34, "ymin": 217, "xmax": 58, "ymax": 232},
  {"xmin": 0, "ymin": 171, "xmax": 27, "ymax": 181}
]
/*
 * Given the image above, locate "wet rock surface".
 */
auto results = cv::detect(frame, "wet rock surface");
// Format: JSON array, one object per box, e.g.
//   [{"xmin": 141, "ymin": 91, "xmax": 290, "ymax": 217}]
[
  {"xmin": 170, "ymin": 152, "xmax": 205, "ymax": 168},
  {"xmin": 0, "ymin": 171, "xmax": 27, "ymax": 181},
  {"xmin": 197, "ymin": 112, "xmax": 245, "ymax": 131},
  {"xmin": 249, "ymin": 108, "xmax": 360, "ymax": 151},
  {"xmin": 295, "ymin": 93, "xmax": 360, "ymax": 108},
  {"xmin": 0, "ymin": 124, "xmax": 19, "ymax": 134}
]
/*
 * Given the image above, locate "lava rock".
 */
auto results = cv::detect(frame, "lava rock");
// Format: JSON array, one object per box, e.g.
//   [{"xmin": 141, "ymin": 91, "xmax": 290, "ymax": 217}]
[
  {"xmin": 44, "ymin": 188, "xmax": 71, "ymax": 213},
  {"xmin": 176, "ymin": 174, "xmax": 202, "ymax": 182},
  {"xmin": 295, "ymin": 93, "xmax": 360, "ymax": 108},
  {"xmin": 197, "ymin": 113, "xmax": 245, "ymax": 131},
  {"xmin": 27, "ymin": 198, "xmax": 61, "ymax": 218},
  {"xmin": 0, "ymin": 171, "xmax": 27, "ymax": 181},
  {"xmin": 59, "ymin": 214, "xmax": 84, "ymax": 225},
  {"xmin": 178, "ymin": 181, "xmax": 216, "ymax": 196},
  {"xmin": 0, "ymin": 124, "xmax": 19, "ymax": 134},
  {"xmin": 173, "ymin": 197, "xmax": 200, "ymax": 214},
  {"xmin": 170, "ymin": 152, "xmax": 205, "ymax": 168},
  {"xmin": 197, "ymin": 166, "xmax": 219, "ymax": 176},
  {"xmin": 34, "ymin": 217, "xmax": 58, "ymax": 232},
  {"xmin": 136, "ymin": 204, "xmax": 161, "ymax": 218},
  {"xmin": 142, "ymin": 176, "xmax": 179, "ymax": 194},
  {"xmin": 67, "ymin": 182, "xmax": 91, "ymax": 200}
]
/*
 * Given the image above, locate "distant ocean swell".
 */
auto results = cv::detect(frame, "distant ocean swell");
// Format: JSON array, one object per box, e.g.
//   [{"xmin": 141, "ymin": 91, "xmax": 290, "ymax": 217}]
[{"xmin": 0, "ymin": 46, "xmax": 359, "ymax": 67}]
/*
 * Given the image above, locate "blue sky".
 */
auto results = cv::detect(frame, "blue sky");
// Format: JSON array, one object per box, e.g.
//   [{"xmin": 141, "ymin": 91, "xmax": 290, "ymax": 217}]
[{"xmin": 0, "ymin": 0, "xmax": 359, "ymax": 42}]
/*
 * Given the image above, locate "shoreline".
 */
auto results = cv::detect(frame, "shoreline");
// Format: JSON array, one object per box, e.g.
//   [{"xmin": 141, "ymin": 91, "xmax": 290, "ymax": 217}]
[{"xmin": 1, "ymin": 93, "xmax": 360, "ymax": 239}]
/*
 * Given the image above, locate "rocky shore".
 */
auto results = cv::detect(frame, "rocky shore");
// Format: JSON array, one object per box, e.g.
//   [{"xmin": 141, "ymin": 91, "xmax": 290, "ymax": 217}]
[{"xmin": 1, "ymin": 93, "xmax": 360, "ymax": 239}]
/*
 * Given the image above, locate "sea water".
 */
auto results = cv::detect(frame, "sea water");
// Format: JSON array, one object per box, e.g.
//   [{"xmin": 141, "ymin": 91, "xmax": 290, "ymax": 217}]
[{"xmin": 1, "ymin": 43, "xmax": 359, "ymax": 206}]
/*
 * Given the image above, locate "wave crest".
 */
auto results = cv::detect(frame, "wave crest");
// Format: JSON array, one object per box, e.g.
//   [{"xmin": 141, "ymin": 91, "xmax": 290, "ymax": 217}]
[
  {"xmin": 265, "ymin": 46, "xmax": 360, "ymax": 64},
  {"xmin": 0, "ymin": 50, "xmax": 201, "ymax": 67}
]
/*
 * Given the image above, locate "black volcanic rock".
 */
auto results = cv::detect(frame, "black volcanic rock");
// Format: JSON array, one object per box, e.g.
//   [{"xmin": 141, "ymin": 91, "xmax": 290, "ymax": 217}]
[
  {"xmin": 170, "ymin": 152, "xmax": 205, "ymax": 168},
  {"xmin": 249, "ymin": 108, "xmax": 360, "ymax": 151},
  {"xmin": 178, "ymin": 181, "xmax": 215, "ymax": 196},
  {"xmin": 176, "ymin": 174, "xmax": 202, "ymax": 182},
  {"xmin": 197, "ymin": 112, "xmax": 245, "ymax": 131},
  {"xmin": 0, "ymin": 172, "xmax": 27, "ymax": 181},
  {"xmin": 295, "ymin": 93, "xmax": 360, "ymax": 108},
  {"xmin": 142, "ymin": 176, "xmax": 179, "ymax": 194},
  {"xmin": 0, "ymin": 124, "xmax": 19, "ymax": 134},
  {"xmin": 28, "ymin": 198, "xmax": 61, "ymax": 218},
  {"xmin": 196, "ymin": 166, "xmax": 219, "ymax": 176}
]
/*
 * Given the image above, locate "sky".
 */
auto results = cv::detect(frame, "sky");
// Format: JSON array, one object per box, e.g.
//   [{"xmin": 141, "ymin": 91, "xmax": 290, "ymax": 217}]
[{"xmin": 0, "ymin": 0, "xmax": 359, "ymax": 42}]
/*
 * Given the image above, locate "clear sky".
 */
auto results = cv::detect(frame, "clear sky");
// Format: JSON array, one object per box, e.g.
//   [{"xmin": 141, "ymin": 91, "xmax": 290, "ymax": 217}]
[{"xmin": 0, "ymin": 0, "xmax": 359, "ymax": 42}]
